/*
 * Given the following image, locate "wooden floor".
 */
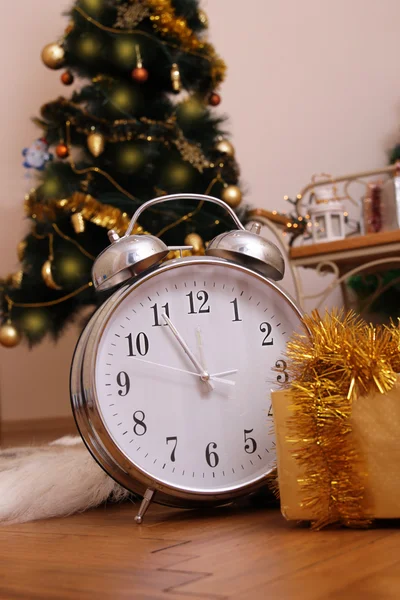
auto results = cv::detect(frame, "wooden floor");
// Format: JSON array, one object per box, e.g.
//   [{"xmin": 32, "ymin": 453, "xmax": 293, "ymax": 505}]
[{"xmin": 1, "ymin": 426, "xmax": 400, "ymax": 599}]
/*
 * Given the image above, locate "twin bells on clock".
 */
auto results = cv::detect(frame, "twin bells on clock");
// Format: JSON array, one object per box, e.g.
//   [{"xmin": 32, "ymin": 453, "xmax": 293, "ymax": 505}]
[{"xmin": 92, "ymin": 193, "xmax": 285, "ymax": 292}]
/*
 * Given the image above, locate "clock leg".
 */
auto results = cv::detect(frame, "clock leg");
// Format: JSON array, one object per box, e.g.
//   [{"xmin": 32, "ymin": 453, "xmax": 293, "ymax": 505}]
[{"xmin": 134, "ymin": 488, "xmax": 155, "ymax": 524}]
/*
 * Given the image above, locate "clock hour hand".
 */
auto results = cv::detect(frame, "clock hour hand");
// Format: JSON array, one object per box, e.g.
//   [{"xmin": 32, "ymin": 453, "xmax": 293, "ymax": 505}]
[
  {"xmin": 162, "ymin": 315, "xmax": 213, "ymax": 385},
  {"xmin": 195, "ymin": 327, "xmax": 214, "ymax": 391}
]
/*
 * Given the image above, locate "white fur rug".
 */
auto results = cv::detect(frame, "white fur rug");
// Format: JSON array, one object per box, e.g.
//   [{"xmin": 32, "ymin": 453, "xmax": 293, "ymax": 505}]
[{"xmin": 0, "ymin": 436, "xmax": 130, "ymax": 525}]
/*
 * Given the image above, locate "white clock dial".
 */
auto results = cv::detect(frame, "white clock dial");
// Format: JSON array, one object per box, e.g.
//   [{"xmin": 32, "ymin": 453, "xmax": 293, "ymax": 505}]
[{"xmin": 94, "ymin": 260, "xmax": 302, "ymax": 494}]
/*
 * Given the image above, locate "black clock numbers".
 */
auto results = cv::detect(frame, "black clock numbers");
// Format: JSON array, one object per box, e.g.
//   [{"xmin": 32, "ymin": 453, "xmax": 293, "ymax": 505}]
[
  {"xmin": 166, "ymin": 436, "xmax": 178, "ymax": 462},
  {"xmin": 205, "ymin": 442, "xmax": 219, "ymax": 467},
  {"xmin": 230, "ymin": 298, "xmax": 242, "ymax": 322},
  {"xmin": 275, "ymin": 359, "xmax": 288, "ymax": 383},
  {"xmin": 260, "ymin": 321, "xmax": 274, "ymax": 346},
  {"xmin": 133, "ymin": 410, "xmax": 147, "ymax": 436},
  {"xmin": 116, "ymin": 371, "xmax": 130, "ymax": 396},
  {"xmin": 186, "ymin": 290, "xmax": 210, "ymax": 314},
  {"xmin": 243, "ymin": 428, "xmax": 257, "ymax": 454},
  {"xmin": 126, "ymin": 332, "xmax": 149, "ymax": 357},
  {"xmin": 151, "ymin": 302, "xmax": 170, "ymax": 327}
]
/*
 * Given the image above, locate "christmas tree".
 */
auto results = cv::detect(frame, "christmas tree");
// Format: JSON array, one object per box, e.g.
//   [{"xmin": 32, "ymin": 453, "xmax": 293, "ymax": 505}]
[{"xmin": 0, "ymin": 0, "xmax": 242, "ymax": 348}]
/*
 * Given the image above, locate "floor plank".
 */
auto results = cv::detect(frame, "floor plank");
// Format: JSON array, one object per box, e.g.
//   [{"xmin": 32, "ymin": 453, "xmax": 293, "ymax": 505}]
[{"xmin": 0, "ymin": 434, "xmax": 399, "ymax": 598}]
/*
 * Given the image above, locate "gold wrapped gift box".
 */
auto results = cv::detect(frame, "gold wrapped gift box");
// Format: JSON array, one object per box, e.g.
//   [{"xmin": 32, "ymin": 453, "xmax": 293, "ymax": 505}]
[{"xmin": 272, "ymin": 378, "xmax": 400, "ymax": 522}]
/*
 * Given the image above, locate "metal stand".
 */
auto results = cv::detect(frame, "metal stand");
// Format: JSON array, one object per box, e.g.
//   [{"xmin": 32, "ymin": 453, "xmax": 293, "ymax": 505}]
[{"xmin": 134, "ymin": 488, "xmax": 155, "ymax": 524}]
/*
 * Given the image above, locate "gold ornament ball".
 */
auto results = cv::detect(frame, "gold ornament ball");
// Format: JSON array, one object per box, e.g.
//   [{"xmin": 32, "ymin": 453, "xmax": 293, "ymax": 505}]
[
  {"xmin": 215, "ymin": 138, "xmax": 235, "ymax": 158},
  {"xmin": 87, "ymin": 131, "xmax": 105, "ymax": 157},
  {"xmin": 41, "ymin": 42, "xmax": 65, "ymax": 70},
  {"xmin": 0, "ymin": 322, "xmax": 21, "ymax": 348},
  {"xmin": 184, "ymin": 233, "xmax": 204, "ymax": 255},
  {"xmin": 222, "ymin": 184, "xmax": 242, "ymax": 208}
]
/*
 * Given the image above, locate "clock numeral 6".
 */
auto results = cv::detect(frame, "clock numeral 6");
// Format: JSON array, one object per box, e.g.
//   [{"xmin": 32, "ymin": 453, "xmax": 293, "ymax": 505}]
[
  {"xmin": 205, "ymin": 442, "xmax": 219, "ymax": 468},
  {"xmin": 187, "ymin": 290, "xmax": 210, "ymax": 314},
  {"xmin": 126, "ymin": 332, "xmax": 149, "ymax": 357},
  {"xmin": 244, "ymin": 428, "xmax": 257, "ymax": 454},
  {"xmin": 166, "ymin": 436, "xmax": 178, "ymax": 462},
  {"xmin": 275, "ymin": 359, "xmax": 289, "ymax": 383},
  {"xmin": 260, "ymin": 321, "xmax": 274, "ymax": 346},
  {"xmin": 116, "ymin": 371, "xmax": 130, "ymax": 396},
  {"xmin": 133, "ymin": 410, "xmax": 147, "ymax": 436}
]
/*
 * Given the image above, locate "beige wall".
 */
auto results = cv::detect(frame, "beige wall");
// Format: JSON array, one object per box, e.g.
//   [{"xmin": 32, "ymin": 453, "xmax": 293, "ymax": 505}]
[{"xmin": 1, "ymin": 0, "xmax": 400, "ymax": 421}]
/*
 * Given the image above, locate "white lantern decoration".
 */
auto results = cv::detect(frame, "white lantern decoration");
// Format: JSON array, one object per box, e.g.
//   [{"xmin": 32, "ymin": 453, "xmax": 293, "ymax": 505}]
[{"xmin": 309, "ymin": 186, "xmax": 345, "ymax": 243}]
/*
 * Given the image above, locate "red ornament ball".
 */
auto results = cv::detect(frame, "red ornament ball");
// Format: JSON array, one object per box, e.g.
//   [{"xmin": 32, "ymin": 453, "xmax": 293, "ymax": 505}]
[
  {"xmin": 56, "ymin": 143, "xmax": 69, "ymax": 159},
  {"xmin": 131, "ymin": 67, "xmax": 149, "ymax": 83},
  {"xmin": 209, "ymin": 92, "xmax": 221, "ymax": 107},
  {"xmin": 60, "ymin": 70, "xmax": 74, "ymax": 85}
]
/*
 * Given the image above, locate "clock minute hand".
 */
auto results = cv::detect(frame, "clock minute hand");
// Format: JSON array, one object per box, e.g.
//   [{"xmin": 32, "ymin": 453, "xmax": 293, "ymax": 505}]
[
  {"xmin": 162, "ymin": 314, "xmax": 210, "ymax": 382},
  {"xmin": 128, "ymin": 357, "xmax": 235, "ymax": 385}
]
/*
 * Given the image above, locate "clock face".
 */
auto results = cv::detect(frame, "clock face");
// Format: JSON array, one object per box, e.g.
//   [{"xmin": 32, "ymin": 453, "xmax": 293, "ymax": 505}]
[{"xmin": 94, "ymin": 260, "xmax": 302, "ymax": 495}]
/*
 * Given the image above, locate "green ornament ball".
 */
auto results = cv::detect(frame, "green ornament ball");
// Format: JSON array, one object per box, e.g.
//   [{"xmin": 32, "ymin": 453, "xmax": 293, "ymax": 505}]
[
  {"xmin": 76, "ymin": 33, "xmax": 102, "ymax": 61},
  {"xmin": 116, "ymin": 143, "xmax": 146, "ymax": 174}
]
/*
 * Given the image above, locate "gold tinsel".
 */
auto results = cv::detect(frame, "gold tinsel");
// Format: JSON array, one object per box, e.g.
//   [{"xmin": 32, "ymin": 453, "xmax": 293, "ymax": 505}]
[
  {"xmin": 284, "ymin": 310, "xmax": 400, "ymax": 530},
  {"xmin": 147, "ymin": 0, "xmax": 226, "ymax": 85},
  {"xmin": 25, "ymin": 191, "xmax": 143, "ymax": 237}
]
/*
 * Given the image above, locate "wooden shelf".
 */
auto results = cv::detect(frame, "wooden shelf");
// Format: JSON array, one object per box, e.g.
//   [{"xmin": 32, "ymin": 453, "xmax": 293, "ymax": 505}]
[{"xmin": 289, "ymin": 229, "xmax": 400, "ymax": 270}]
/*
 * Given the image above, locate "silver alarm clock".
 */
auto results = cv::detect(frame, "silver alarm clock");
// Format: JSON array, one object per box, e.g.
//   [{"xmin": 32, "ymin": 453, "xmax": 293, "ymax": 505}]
[{"xmin": 70, "ymin": 193, "xmax": 304, "ymax": 522}]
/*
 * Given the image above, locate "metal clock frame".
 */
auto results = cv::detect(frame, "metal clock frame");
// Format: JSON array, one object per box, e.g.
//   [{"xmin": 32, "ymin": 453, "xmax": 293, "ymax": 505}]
[{"xmin": 71, "ymin": 255, "xmax": 304, "ymax": 522}]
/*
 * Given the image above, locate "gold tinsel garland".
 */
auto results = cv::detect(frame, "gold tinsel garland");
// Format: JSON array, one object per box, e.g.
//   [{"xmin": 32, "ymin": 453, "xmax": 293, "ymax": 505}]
[
  {"xmin": 284, "ymin": 310, "xmax": 400, "ymax": 529},
  {"xmin": 25, "ymin": 191, "xmax": 143, "ymax": 236},
  {"xmin": 41, "ymin": 100, "xmax": 210, "ymax": 173}
]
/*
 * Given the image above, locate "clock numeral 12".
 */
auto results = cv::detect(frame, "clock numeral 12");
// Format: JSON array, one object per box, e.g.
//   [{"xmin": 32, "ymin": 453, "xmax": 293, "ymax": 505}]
[
  {"xmin": 151, "ymin": 302, "xmax": 170, "ymax": 327},
  {"xmin": 126, "ymin": 332, "xmax": 149, "ymax": 356},
  {"xmin": 205, "ymin": 442, "xmax": 219, "ymax": 467},
  {"xmin": 230, "ymin": 298, "xmax": 242, "ymax": 322},
  {"xmin": 186, "ymin": 290, "xmax": 210, "ymax": 314}
]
